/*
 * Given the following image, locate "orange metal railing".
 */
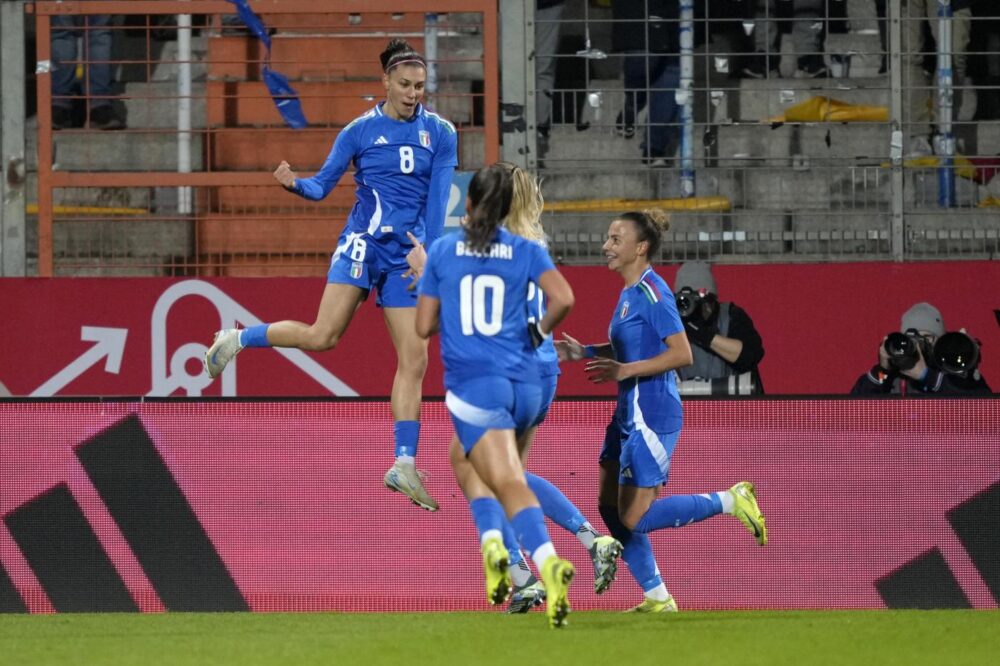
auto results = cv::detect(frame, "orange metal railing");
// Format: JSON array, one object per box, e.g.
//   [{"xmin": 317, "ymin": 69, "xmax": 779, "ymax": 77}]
[{"xmin": 30, "ymin": 0, "xmax": 499, "ymax": 276}]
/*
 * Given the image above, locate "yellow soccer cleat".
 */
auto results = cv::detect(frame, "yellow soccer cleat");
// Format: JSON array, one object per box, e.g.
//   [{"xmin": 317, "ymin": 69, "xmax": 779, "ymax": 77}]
[
  {"xmin": 729, "ymin": 481, "xmax": 767, "ymax": 546},
  {"xmin": 481, "ymin": 537, "xmax": 512, "ymax": 605},
  {"xmin": 626, "ymin": 595, "xmax": 679, "ymax": 613},
  {"xmin": 540, "ymin": 556, "xmax": 575, "ymax": 628}
]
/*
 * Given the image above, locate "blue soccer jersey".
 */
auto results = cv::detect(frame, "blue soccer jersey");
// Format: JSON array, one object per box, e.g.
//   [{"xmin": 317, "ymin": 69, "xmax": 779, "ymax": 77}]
[
  {"xmin": 527, "ymin": 280, "xmax": 561, "ymax": 378},
  {"xmin": 608, "ymin": 267, "xmax": 685, "ymax": 433},
  {"xmin": 289, "ymin": 102, "xmax": 458, "ymax": 256},
  {"xmin": 420, "ymin": 228, "xmax": 556, "ymax": 388}
]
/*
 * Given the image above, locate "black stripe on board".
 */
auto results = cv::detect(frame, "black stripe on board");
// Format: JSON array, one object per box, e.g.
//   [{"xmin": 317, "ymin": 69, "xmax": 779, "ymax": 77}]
[
  {"xmin": 3, "ymin": 484, "xmax": 138, "ymax": 612},
  {"xmin": 874, "ymin": 547, "xmax": 971, "ymax": 609},
  {"xmin": 75, "ymin": 414, "xmax": 248, "ymax": 611},
  {"xmin": 0, "ymin": 560, "xmax": 28, "ymax": 613},
  {"xmin": 948, "ymin": 480, "xmax": 1000, "ymax": 604}
]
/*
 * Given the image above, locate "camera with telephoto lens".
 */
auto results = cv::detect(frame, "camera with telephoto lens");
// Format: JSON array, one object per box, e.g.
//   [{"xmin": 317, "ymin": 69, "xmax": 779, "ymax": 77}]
[
  {"xmin": 883, "ymin": 329, "xmax": 933, "ymax": 371},
  {"xmin": 932, "ymin": 331, "xmax": 981, "ymax": 378},
  {"xmin": 675, "ymin": 287, "xmax": 702, "ymax": 321}
]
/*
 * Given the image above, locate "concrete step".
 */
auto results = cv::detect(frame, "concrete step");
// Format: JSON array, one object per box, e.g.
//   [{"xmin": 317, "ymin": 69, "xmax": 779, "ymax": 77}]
[
  {"xmin": 28, "ymin": 125, "xmax": 205, "ymax": 172},
  {"xmin": 25, "ymin": 217, "xmax": 193, "ymax": 264},
  {"xmin": 715, "ymin": 122, "xmax": 891, "ymax": 164},
  {"xmin": 144, "ymin": 36, "xmax": 210, "ymax": 84},
  {"xmin": 122, "ymin": 81, "xmax": 207, "ymax": 129}
]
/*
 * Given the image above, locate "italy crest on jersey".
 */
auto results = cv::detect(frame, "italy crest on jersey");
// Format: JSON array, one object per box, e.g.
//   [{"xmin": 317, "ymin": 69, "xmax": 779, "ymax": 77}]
[
  {"xmin": 419, "ymin": 130, "xmax": 431, "ymax": 148},
  {"xmin": 621, "ymin": 301, "xmax": 630, "ymax": 318}
]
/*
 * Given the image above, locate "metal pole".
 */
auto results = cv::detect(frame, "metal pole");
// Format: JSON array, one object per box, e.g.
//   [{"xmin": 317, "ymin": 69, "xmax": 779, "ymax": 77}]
[
  {"xmin": 1, "ymin": 0, "xmax": 27, "ymax": 275},
  {"xmin": 889, "ymin": 0, "xmax": 905, "ymax": 260},
  {"xmin": 36, "ymin": 10, "xmax": 54, "ymax": 276},
  {"xmin": 178, "ymin": 8, "xmax": 192, "ymax": 215},
  {"xmin": 424, "ymin": 13, "xmax": 439, "ymax": 99},
  {"xmin": 935, "ymin": 0, "xmax": 955, "ymax": 208},
  {"xmin": 498, "ymin": 2, "xmax": 528, "ymax": 167},
  {"xmin": 679, "ymin": 0, "xmax": 695, "ymax": 198}
]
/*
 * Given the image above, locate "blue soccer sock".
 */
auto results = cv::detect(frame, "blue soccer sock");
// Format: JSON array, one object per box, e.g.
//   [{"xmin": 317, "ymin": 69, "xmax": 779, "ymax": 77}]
[
  {"xmin": 468, "ymin": 497, "xmax": 505, "ymax": 543},
  {"xmin": 394, "ymin": 420, "xmax": 420, "ymax": 459},
  {"xmin": 599, "ymin": 504, "xmax": 662, "ymax": 593},
  {"xmin": 633, "ymin": 493, "xmax": 723, "ymax": 534},
  {"xmin": 501, "ymin": 518, "xmax": 524, "ymax": 566},
  {"xmin": 511, "ymin": 506, "xmax": 556, "ymax": 570},
  {"xmin": 239, "ymin": 324, "xmax": 271, "ymax": 348},
  {"xmin": 525, "ymin": 472, "xmax": 587, "ymax": 534}
]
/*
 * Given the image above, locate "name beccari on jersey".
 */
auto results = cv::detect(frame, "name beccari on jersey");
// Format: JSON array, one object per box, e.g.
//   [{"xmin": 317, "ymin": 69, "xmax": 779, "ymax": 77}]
[{"xmin": 455, "ymin": 241, "xmax": 513, "ymax": 260}]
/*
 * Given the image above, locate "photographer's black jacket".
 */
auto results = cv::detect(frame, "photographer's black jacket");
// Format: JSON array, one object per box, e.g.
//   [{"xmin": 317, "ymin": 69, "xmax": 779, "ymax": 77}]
[{"xmin": 850, "ymin": 364, "xmax": 992, "ymax": 396}]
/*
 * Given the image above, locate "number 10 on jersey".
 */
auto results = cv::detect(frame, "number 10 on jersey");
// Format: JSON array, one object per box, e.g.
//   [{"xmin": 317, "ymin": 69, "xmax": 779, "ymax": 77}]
[{"xmin": 460, "ymin": 275, "xmax": 505, "ymax": 336}]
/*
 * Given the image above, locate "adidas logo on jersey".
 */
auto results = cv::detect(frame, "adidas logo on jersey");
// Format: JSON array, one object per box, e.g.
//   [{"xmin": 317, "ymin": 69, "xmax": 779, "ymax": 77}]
[{"xmin": 375, "ymin": 136, "xmax": 389, "ymax": 145}]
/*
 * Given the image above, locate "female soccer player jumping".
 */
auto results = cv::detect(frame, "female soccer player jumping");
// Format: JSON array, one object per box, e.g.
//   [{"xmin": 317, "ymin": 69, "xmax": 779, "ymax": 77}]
[
  {"xmin": 204, "ymin": 39, "xmax": 455, "ymax": 512},
  {"xmin": 556, "ymin": 210, "xmax": 768, "ymax": 612},
  {"xmin": 415, "ymin": 164, "xmax": 577, "ymax": 628}
]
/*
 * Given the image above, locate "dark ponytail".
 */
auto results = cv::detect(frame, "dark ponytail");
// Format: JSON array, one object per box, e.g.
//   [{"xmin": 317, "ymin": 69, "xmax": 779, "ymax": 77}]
[
  {"xmin": 380, "ymin": 38, "xmax": 427, "ymax": 72},
  {"xmin": 465, "ymin": 164, "xmax": 514, "ymax": 253},
  {"xmin": 616, "ymin": 208, "xmax": 670, "ymax": 259}
]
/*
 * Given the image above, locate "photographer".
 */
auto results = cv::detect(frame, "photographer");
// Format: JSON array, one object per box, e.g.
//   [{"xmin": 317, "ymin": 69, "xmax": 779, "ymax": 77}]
[
  {"xmin": 673, "ymin": 262, "xmax": 765, "ymax": 395},
  {"xmin": 851, "ymin": 302, "xmax": 991, "ymax": 396}
]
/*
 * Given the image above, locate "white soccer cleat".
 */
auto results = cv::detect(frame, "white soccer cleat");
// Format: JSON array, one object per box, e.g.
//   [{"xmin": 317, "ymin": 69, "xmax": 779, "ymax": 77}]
[
  {"xmin": 204, "ymin": 328, "xmax": 243, "ymax": 379},
  {"xmin": 383, "ymin": 460, "xmax": 439, "ymax": 511}
]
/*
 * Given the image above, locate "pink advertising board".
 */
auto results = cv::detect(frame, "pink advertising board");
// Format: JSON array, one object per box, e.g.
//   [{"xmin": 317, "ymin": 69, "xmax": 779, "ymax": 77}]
[
  {"xmin": 2, "ymin": 399, "xmax": 997, "ymax": 613},
  {"xmin": 1, "ymin": 261, "xmax": 998, "ymax": 398}
]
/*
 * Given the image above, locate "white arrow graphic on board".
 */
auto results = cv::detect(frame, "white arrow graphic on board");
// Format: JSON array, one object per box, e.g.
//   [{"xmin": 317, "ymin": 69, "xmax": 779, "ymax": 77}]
[
  {"xmin": 30, "ymin": 326, "xmax": 128, "ymax": 397},
  {"xmin": 149, "ymin": 280, "xmax": 357, "ymax": 397}
]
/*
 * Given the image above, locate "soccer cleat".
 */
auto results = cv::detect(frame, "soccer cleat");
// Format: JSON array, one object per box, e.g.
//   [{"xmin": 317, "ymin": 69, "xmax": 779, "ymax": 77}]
[
  {"xmin": 481, "ymin": 537, "xmax": 512, "ymax": 605},
  {"xmin": 540, "ymin": 556, "xmax": 575, "ymax": 629},
  {"xmin": 626, "ymin": 595, "xmax": 678, "ymax": 613},
  {"xmin": 507, "ymin": 579, "xmax": 546, "ymax": 614},
  {"xmin": 730, "ymin": 481, "xmax": 767, "ymax": 546},
  {"xmin": 204, "ymin": 328, "xmax": 243, "ymax": 379},
  {"xmin": 589, "ymin": 535, "xmax": 623, "ymax": 595},
  {"xmin": 383, "ymin": 461, "xmax": 439, "ymax": 512}
]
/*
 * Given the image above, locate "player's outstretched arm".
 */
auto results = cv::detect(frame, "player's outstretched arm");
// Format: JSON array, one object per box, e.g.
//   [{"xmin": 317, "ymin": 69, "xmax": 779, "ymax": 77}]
[{"xmin": 555, "ymin": 333, "xmax": 612, "ymax": 362}]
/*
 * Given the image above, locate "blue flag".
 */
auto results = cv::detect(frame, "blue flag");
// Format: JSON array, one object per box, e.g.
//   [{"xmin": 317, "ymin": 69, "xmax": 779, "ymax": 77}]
[
  {"xmin": 263, "ymin": 67, "xmax": 308, "ymax": 129},
  {"xmin": 227, "ymin": 0, "xmax": 308, "ymax": 129}
]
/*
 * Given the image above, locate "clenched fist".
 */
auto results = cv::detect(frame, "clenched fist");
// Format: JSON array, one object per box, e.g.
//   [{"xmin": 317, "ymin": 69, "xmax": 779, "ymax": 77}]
[{"xmin": 273, "ymin": 161, "xmax": 297, "ymax": 189}]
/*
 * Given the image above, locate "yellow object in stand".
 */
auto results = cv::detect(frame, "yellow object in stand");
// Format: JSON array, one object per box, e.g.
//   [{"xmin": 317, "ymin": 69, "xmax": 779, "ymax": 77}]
[
  {"xmin": 770, "ymin": 96, "xmax": 889, "ymax": 123},
  {"xmin": 544, "ymin": 196, "xmax": 731, "ymax": 213},
  {"xmin": 884, "ymin": 155, "xmax": 978, "ymax": 181},
  {"xmin": 26, "ymin": 204, "xmax": 148, "ymax": 216},
  {"xmin": 980, "ymin": 196, "xmax": 1000, "ymax": 208}
]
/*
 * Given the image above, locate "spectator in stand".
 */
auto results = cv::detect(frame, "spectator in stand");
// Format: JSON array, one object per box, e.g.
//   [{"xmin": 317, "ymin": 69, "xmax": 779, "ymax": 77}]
[
  {"xmin": 535, "ymin": 0, "xmax": 567, "ymax": 167},
  {"xmin": 896, "ymin": 0, "xmax": 974, "ymax": 146},
  {"xmin": 613, "ymin": 1, "xmax": 703, "ymax": 166},
  {"xmin": 850, "ymin": 302, "xmax": 991, "ymax": 396},
  {"xmin": 742, "ymin": 0, "xmax": 829, "ymax": 79},
  {"xmin": 672, "ymin": 261, "xmax": 766, "ymax": 395},
  {"xmin": 51, "ymin": 14, "xmax": 125, "ymax": 130}
]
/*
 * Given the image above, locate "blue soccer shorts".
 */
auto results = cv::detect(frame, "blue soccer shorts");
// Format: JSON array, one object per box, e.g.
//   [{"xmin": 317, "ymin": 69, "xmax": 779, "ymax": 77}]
[
  {"xmin": 529, "ymin": 374, "xmax": 559, "ymax": 428},
  {"xmin": 446, "ymin": 375, "xmax": 543, "ymax": 454},
  {"xmin": 327, "ymin": 230, "xmax": 417, "ymax": 308},
  {"xmin": 599, "ymin": 419, "xmax": 681, "ymax": 488}
]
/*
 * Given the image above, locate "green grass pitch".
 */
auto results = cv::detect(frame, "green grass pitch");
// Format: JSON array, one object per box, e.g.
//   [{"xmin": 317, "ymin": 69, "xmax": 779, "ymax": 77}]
[{"xmin": 2, "ymin": 610, "xmax": 998, "ymax": 665}]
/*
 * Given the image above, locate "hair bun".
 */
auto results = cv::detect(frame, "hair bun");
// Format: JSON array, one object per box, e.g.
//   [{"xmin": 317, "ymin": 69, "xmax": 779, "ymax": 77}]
[
  {"xmin": 642, "ymin": 208, "xmax": 670, "ymax": 232},
  {"xmin": 385, "ymin": 38, "xmax": 411, "ymax": 56}
]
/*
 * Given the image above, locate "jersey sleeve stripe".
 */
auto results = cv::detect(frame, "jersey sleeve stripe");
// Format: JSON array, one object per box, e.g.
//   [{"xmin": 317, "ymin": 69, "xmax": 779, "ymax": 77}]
[
  {"xmin": 638, "ymin": 280, "xmax": 660, "ymax": 304},
  {"xmin": 424, "ymin": 109, "xmax": 457, "ymax": 134}
]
